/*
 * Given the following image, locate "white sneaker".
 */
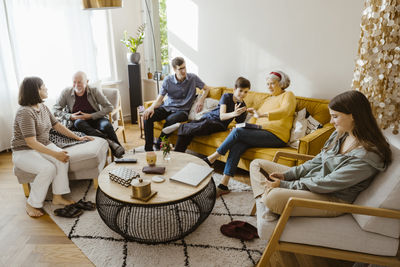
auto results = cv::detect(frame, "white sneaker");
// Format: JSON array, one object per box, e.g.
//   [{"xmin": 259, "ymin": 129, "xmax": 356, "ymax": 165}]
[{"xmin": 162, "ymin": 123, "xmax": 181, "ymax": 134}]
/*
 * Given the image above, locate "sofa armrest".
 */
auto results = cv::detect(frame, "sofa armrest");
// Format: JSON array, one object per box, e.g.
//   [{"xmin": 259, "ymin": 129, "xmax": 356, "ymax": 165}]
[
  {"xmin": 273, "ymin": 151, "xmax": 315, "ymax": 163},
  {"xmin": 297, "ymin": 124, "xmax": 335, "ymax": 155},
  {"xmin": 284, "ymin": 197, "xmax": 400, "ymax": 219}
]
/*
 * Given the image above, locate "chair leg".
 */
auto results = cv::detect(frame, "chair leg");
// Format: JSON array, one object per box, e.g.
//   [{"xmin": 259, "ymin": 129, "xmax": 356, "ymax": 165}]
[
  {"xmin": 92, "ymin": 178, "xmax": 98, "ymax": 190},
  {"xmin": 109, "ymin": 148, "xmax": 114, "ymax": 162},
  {"xmin": 22, "ymin": 184, "xmax": 30, "ymax": 198},
  {"xmin": 250, "ymin": 202, "xmax": 257, "ymax": 216},
  {"xmin": 119, "ymin": 109, "xmax": 127, "ymax": 143},
  {"xmin": 122, "ymin": 128, "xmax": 127, "ymax": 143},
  {"xmin": 257, "ymin": 239, "xmax": 278, "ymax": 267}
]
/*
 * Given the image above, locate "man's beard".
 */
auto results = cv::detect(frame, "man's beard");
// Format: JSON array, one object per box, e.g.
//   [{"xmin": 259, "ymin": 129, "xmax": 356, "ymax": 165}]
[{"xmin": 74, "ymin": 86, "xmax": 86, "ymax": 95}]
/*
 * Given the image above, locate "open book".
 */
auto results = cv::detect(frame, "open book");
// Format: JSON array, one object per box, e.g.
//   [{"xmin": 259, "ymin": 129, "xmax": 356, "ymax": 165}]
[
  {"xmin": 170, "ymin": 162, "xmax": 213, "ymax": 186},
  {"xmin": 235, "ymin": 122, "xmax": 262, "ymax": 129}
]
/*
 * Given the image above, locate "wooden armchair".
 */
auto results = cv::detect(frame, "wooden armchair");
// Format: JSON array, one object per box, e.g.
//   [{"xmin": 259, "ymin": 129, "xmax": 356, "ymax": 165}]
[
  {"xmin": 257, "ymin": 198, "xmax": 400, "ymax": 266},
  {"xmin": 102, "ymin": 88, "xmax": 127, "ymax": 161},
  {"xmin": 253, "ymin": 148, "xmax": 400, "ymax": 266}
]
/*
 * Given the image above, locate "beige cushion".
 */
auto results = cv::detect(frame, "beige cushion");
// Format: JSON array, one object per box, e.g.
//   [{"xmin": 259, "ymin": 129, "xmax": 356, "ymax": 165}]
[
  {"xmin": 256, "ymin": 199, "xmax": 399, "ymax": 256},
  {"xmin": 352, "ymin": 144, "xmax": 400, "ymax": 238},
  {"xmin": 102, "ymin": 87, "xmax": 120, "ymax": 121},
  {"xmin": 288, "ymin": 108, "xmax": 307, "ymax": 148},
  {"xmin": 14, "ymin": 137, "xmax": 108, "ymax": 183},
  {"xmin": 102, "ymin": 88, "xmax": 119, "ymax": 108},
  {"xmin": 65, "ymin": 137, "xmax": 108, "ymax": 172},
  {"xmin": 188, "ymin": 97, "xmax": 219, "ymax": 121}
]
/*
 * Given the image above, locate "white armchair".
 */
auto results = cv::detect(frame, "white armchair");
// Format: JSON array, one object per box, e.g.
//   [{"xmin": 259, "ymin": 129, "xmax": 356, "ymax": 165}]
[{"xmin": 254, "ymin": 144, "xmax": 400, "ymax": 266}]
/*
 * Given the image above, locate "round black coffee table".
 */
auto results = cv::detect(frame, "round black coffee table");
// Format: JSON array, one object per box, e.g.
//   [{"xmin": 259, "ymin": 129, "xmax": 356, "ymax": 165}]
[{"xmin": 96, "ymin": 151, "xmax": 216, "ymax": 244}]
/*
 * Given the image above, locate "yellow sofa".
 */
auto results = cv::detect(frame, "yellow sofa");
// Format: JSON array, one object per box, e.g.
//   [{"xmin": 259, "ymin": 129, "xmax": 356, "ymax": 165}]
[{"xmin": 144, "ymin": 87, "xmax": 334, "ymax": 170}]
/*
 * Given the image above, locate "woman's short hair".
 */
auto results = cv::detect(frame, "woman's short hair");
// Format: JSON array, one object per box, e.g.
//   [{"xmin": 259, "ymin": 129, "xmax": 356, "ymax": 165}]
[
  {"xmin": 171, "ymin": 57, "xmax": 185, "ymax": 69},
  {"xmin": 18, "ymin": 77, "xmax": 44, "ymax": 106},
  {"xmin": 329, "ymin": 90, "xmax": 392, "ymax": 165},
  {"xmin": 267, "ymin": 71, "xmax": 290, "ymax": 89},
  {"xmin": 234, "ymin": 76, "xmax": 251, "ymax": 89}
]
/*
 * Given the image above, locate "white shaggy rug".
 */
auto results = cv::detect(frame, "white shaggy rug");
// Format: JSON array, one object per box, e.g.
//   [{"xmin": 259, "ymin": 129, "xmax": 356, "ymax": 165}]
[{"xmin": 43, "ymin": 174, "xmax": 267, "ymax": 267}]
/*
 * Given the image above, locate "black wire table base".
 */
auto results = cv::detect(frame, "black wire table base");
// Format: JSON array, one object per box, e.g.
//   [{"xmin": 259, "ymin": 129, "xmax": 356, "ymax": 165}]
[{"xmin": 96, "ymin": 179, "xmax": 216, "ymax": 244}]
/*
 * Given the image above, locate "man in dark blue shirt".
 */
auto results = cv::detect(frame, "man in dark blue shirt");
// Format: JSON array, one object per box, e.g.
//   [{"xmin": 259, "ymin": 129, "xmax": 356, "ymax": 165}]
[{"xmin": 143, "ymin": 57, "xmax": 211, "ymax": 151}]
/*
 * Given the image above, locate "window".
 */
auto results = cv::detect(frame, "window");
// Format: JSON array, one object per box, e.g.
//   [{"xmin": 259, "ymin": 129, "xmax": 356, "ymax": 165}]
[{"xmin": 3, "ymin": 0, "xmax": 115, "ymax": 103}]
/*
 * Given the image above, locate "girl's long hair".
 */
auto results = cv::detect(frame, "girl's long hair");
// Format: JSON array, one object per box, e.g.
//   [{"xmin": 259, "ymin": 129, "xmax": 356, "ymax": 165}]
[{"xmin": 329, "ymin": 90, "xmax": 391, "ymax": 166}]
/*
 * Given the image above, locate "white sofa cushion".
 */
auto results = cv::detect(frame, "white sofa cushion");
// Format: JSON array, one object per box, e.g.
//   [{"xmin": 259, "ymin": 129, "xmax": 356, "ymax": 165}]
[
  {"xmin": 352, "ymin": 144, "xmax": 400, "ymax": 238},
  {"xmin": 67, "ymin": 136, "xmax": 108, "ymax": 172},
  {"xmin": 256, "ymin": 199, "xmax": 399, "ymax": 256},
  {"xmin": 14, "ymin": 137, "xmax": 108, "ymax": 183}
]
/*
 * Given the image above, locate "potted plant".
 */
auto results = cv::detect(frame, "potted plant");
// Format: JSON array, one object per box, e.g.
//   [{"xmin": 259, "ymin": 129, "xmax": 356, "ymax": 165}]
[{"xmin": 121, "ymin": 24, "xmax": 145, "ymax": 64}]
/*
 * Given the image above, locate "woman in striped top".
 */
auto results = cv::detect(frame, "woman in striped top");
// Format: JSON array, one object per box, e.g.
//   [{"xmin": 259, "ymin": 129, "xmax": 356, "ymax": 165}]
[{"xmin": 11, "ymin": 77, "xmax": 93, "ymax": 217}]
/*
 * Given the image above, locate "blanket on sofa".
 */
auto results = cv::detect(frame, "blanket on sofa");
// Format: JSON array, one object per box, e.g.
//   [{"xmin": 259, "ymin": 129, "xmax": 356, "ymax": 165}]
[{"xmin": 49, "ymin": 129, "xmax": 88, "ymax": 148}]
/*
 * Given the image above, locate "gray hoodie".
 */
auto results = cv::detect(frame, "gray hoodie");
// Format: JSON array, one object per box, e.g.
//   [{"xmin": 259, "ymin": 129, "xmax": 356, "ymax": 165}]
[{"xmin": 281, "ymin": 131, "xmax": 386, "ymax": 203}]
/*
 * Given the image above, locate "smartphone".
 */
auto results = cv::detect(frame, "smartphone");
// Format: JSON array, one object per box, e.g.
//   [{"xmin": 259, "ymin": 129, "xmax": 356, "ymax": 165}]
[
  {"xmin": 260, "ymin": 168, "xmax": 275, "ymax": 182},
  {"xmin": 114, "ymin": 158, "xmax": 137, "ymax": 164}
]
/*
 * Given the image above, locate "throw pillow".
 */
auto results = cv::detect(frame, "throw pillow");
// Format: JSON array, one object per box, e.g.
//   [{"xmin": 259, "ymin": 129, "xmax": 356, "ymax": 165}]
[
  {"xmin": 288, "ymin": 108, "xmax": 323, "ymax": 149},
  {"xmin": 306, "ymin": 113, "xmax": 323, "ymax": 135},
  {"xmin": 288, "ymin": 108, "xmax": 307, "ymax": 148},
  {"xmin": 188, "ymin": 96, "xmax": 219, "ymax": 121}
]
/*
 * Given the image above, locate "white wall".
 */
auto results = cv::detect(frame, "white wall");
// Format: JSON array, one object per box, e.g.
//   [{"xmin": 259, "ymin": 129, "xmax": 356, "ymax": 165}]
[
  {"xmin": 167, "ymin": 0, "xmax": 364, "ymax": 100},
  {"xmin": 109, "ymin": 0, "xmax": 400, "ymax": 147},
  {"xmin": 108, "ymin": 1, "xmax": 145, "ymax": 119}
]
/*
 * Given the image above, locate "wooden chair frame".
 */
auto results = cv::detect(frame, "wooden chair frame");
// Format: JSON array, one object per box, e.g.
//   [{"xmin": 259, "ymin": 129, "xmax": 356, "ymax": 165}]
[
  {"xmin": 108, "ymin": 97, "xmax": 126, "ymax": 162},
  {"xmin": 253, "ymin": 151, "xmax": 400, "ymax": 266},
  {"xmin": 256, "ymin": 197, "xmax": 400, "ymax": 267}
]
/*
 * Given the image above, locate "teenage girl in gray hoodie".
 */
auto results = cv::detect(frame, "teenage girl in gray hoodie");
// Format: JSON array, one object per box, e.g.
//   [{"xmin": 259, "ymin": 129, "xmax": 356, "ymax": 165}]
[{"xmin": 250, "ymin": 90, "xmax": 392, "ymax": 218}]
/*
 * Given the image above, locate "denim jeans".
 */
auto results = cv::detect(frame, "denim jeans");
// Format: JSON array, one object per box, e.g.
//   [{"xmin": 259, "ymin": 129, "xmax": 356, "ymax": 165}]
[
  {"xmin": 74, "ymin": 118, "xmax": 120, "ymax": 145},
  {"xmin": 174, "ymin": 118, "xmax": 225, "ymax": 152},
  {"xmin": 143, "ymin": 106, "xmax": 188, "ymax": 151},
  {"xmin": 216, "ymin": 127, "xmax": 286, "ymax": 176}
]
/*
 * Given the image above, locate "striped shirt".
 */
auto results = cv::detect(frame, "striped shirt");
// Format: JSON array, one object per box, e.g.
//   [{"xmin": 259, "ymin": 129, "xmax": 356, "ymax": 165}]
[{"xmin": 11, "ymin": 104, "xmax": 58, "ymax": 151}]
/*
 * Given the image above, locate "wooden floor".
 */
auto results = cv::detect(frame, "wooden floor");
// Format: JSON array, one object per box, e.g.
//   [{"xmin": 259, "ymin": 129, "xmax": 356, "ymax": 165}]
[{"xmin": 0, "ymin": 123, "xmax": 355, "ymax": 266}]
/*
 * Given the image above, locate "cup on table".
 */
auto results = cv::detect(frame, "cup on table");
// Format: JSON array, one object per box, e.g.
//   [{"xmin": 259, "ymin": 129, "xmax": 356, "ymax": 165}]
[{"xmin": 146, "ymin": 152, "xmax": 157, "ymax": 166}]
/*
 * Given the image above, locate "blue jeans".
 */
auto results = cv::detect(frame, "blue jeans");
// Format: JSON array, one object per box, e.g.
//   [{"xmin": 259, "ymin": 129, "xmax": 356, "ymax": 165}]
[{"xmin": 217, "ymin": 127, "xmax": 286, "ymax": 176}]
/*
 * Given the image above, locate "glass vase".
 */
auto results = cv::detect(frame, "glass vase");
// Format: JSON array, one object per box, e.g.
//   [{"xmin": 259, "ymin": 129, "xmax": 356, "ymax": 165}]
[{"xmin": 163, "ymin": 151, "xmax": 171, "ymax": 162}]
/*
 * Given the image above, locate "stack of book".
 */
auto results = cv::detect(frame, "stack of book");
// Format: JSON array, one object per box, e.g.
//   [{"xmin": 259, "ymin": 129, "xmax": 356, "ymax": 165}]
[{"xmin": 109, "ymin": 167, "xmax": 140, "ymax": 187}]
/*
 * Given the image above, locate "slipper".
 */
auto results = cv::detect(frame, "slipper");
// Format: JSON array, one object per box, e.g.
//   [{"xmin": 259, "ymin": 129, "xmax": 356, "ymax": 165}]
[
  {"xmin": 74, "ymin": 199, "xmax": 96, "ymax": 211},
  {"xmin": 220, "ymin": 220, "xmax": 259, "ymax": 241},
  {"xmin": 202, "ymin": 157, "xmax": 214, "ymax": 167},
  {"xmin": 54, "ymin": 204, "xmax": 83, "ymax": 218}
]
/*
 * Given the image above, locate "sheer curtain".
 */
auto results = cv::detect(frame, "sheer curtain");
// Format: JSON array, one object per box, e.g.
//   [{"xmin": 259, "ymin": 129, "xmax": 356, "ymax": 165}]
[
  {"xmin": 0, "ymin": 0, "xmax": 113, "ymax": 151},
  {"xmin": 0, "ymin": 1, "xmax": 18, "ymax": 151}
]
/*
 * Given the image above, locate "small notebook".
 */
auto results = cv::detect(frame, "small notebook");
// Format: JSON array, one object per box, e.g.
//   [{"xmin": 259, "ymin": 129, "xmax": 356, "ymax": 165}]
[
  {"xmin": 170, "ymin": 162, "xmax": 213, "ymax": 186},
  {"xmin": 235, "ymin": 122, "xmax": 261, "ymax": 129}
]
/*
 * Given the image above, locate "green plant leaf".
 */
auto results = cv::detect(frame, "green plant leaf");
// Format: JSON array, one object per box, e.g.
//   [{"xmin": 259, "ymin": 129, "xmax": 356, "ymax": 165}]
[{"xmin": 120, "ymin": 23, "xmax": 146, "ymax": 53}]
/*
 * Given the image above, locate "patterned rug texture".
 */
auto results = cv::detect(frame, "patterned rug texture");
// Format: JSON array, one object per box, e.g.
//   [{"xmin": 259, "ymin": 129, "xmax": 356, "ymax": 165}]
[{"xmin": 43, "ymin": 174, "xmax": 266, "ymax": 267}]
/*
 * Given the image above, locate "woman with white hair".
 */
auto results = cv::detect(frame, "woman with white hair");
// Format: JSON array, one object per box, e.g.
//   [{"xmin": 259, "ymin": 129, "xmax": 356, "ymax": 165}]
[{"xmin": 203, "ymin": 71, "xmax": 296, "ymax": 197}]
